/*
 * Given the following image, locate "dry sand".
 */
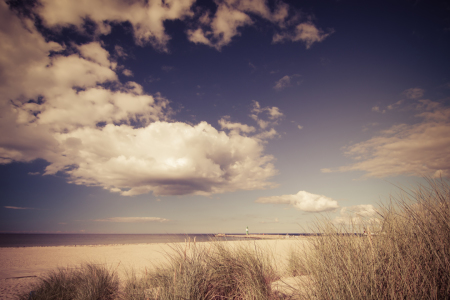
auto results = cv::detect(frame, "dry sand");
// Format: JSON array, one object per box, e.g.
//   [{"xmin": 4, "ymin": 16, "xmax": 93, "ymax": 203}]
[{"xmin": 0, "ymin": 238, "xmax": 311, "ymax": 299}]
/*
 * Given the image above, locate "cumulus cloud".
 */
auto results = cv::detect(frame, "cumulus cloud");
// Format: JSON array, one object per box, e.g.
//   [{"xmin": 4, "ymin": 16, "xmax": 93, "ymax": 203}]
[
  {"xmin": 0, "ymin": 3, "xmax": 278, "ymax": 196},
  {"xmin": 272, "ymin": 22, "xmax": 334, "ymax": 49},
  {"xmin": 256, "ymin": 190, "xmax": 339, "ymax": 212},
  {"xmin": 36, "ymin": 0, "xmax": 195, "ymax": 51},
  {"xmin": 48, "ymin": 121, "xmax": 277, "ymax": 196},
  {"xmin": 78, "ymin": 42, "xmax": 111, "ymax": 67},
  {"xmin": 7, "ymin": 0, "xmax": 331, "ymax": 55},
  {"xmin": 95, "ymin": 217, "xmax": 169, "ymax": 223},
  {"xmin": 334, "ymin": 205, "xmax": 380, "ymax": 225},
  {"xmin": 187, "ymin": 0, "xmax": 332, "ymax": 50},
  {"xmin": 331, "ymin": 98, "xmax": 450, "ymax": 178},
  {"xmin": 187, "ymin": 2, "xmax": 252, "ymax": 50}
]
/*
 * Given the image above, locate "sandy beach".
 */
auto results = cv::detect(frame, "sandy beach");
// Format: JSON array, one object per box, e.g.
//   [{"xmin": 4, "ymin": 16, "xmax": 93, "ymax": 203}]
[{"xmin": 0, "ymin": 238, "xmax": 310, "ymax": 299}]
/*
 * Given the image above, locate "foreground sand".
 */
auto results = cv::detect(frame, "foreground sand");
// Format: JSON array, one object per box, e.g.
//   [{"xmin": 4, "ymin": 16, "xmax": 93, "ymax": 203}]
[{"xmin": 0, "ymin": 238, "xmax": 311, "ymax": 299}]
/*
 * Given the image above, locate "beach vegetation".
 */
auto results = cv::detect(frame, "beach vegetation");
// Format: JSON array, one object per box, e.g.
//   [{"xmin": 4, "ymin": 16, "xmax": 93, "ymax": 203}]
[
  {"xmin": 288, "ymin": 178, "xmax": 450, "ymax": 299},
  {"xmin": 123, "ymin": 240, "xmax": 283, "ymax": 300},
  {"xmin": 18, "ymin": 263, "xmax": 119, "ymax": 300}
]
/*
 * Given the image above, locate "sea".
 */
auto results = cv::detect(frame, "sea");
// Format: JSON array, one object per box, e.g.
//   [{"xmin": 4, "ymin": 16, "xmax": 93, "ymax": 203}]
[{"xmin": 0, "ymin": 233, "xmax": 252, "ymax": 248}]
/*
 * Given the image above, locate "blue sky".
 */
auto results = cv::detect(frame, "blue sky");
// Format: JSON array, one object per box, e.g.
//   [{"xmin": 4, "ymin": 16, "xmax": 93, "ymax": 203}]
[{"xmin": 1, "ymin": 0, "xmax": 449, "ymax": 234}]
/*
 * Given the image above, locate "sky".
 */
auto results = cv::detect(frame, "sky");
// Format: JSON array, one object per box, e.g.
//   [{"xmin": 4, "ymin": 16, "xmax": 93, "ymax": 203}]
[{"xmin": 1, "ymin": 0, "xmax": 449, "ymax": 234}]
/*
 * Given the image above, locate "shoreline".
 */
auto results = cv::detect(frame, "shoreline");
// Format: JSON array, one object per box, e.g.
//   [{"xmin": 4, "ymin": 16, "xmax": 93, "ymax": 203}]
[
  {"xmin": 0, "ymin": 233, "xmax": 271, "ymax": 248},
  {"xmin": 0, "ymin": 234, "xmax": 313, "ymax": 248},
  {"xmin": 0, "ymin": 238, "xmax": 261, "ymax": 249}
]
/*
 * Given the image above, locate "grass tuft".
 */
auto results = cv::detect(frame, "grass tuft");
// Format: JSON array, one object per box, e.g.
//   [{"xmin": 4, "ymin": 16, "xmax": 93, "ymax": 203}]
[
  {"xmin": 289, "ymin": 178, "xmax": 450, "ymax": 300},
  {"xmin": 19, "ymin": 263, "xmax": 119, "ymax": 300},
  {"xmin": 123, "ymin": 240, "xmax": 281, "ymax": 300}
]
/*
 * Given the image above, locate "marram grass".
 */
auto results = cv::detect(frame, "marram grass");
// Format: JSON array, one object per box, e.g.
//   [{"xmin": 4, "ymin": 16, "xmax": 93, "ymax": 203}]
[
  {"xmin": 123, "ymin": 240, "xmax": 283, "ymax": 300},
  {"xmin": 19, "ymin": 263, "xmax": 119, "ymax": 300},
  {"xmin": 288, "ymin": 178, "xmax": 450, "ymax": 300}
]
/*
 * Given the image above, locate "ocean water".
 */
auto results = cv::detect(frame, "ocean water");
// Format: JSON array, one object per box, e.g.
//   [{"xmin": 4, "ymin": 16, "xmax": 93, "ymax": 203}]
[{"xmin": 0, "ymin": 233, "xmax": 253, "ymax": 247}]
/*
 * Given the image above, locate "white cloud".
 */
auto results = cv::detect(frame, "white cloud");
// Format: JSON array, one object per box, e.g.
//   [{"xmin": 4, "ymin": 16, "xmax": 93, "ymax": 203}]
[
  {"xmin": 274, "ymin": 74, "xmax": 301, "ymax": 90},
  {"xmin": 334, "ymin": 205, "xmax": 380, "ymax": 225},
  {"xmin": 272, "ymin": 22, "xmax": 334, "ymax": 49},
  {"xmin": 6, "ymin": 0, "xmax": 331, "ymax": 56},
  {"xmin": 114, "ymin": 45, "xmax": 127, "ymax": 58},
  {"xmin": 334, "ymin": 100, "xmax": 450, "ymax": 178},
  {"xmin": 219, "ymin": 116, "xmax": 256, "ymax": 134},
  {"xmin": 4, "ymin": 206, "xmax": 37, "ymax": 210},
  {"xmin": 187, "ymin": 0, "xmax": 331, "ymax": 50},
  {"xmin": 403, "ymin": 87, "xmax": 424, "ymax": 100},
  {"xmin": 122, "ymin": 69, "xmax": 134, "ymax": 77},
  {"xmin": 254, "ymin": 128, "xmax": 278, "ymax": 139},
  {"xmin": 256, "ymin": 190, "xmax": 339, "ymax": 212},
  {"xmin": 95, "ymin": 217, "xmax": 169, "ymax": 223},
  {"xmin": 48, "ymin": 121, "xmax": 277, "ymax": 196},
  {"xmin": 0, "ymin": 4, "xmax": 278, "ymax": 196},
  {"xmin": 250, "ymin": 101, "xmax": 284, "ymax": 131},
  {"xmin": 187, "ymin": 2, "xmax": 253, "ymax": 50},
  {"xmin": 297, "ymin": 125, "xmax": 303, "ymax": 130},
  {"xmin": 7, "ymin": 0, "xmax": 331, "ymax": 55},
  {"xmin": 186, "ymin": 28, "xmax": 213, "ymax": 46},
  {"xmin": 36, "ymin": 0, "xmax": 196, "ymax": 51},
  {"xmin": 274, "ymin": 75, "xmax": 291, "ymax": 90},
  {"xmin": 78, "ymin": 42, "xmax": 111, "ymax": 67}
]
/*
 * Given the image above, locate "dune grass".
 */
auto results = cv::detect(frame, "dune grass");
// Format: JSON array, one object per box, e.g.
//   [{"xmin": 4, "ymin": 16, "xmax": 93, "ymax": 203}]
[
  {"xmin": 19, "ymin": 263, "xmax": 119, "ymax": 300},
  {"xmin": 20, "ymin": 241, "xmax": 283, "ymax": 300},
  {"xmin": 123, "ymin": 240, "xmax": 282, "ymax": 300},
  {"xmin": 288, "ymin": 178, "xmax": 450, "ymax": 300}
]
